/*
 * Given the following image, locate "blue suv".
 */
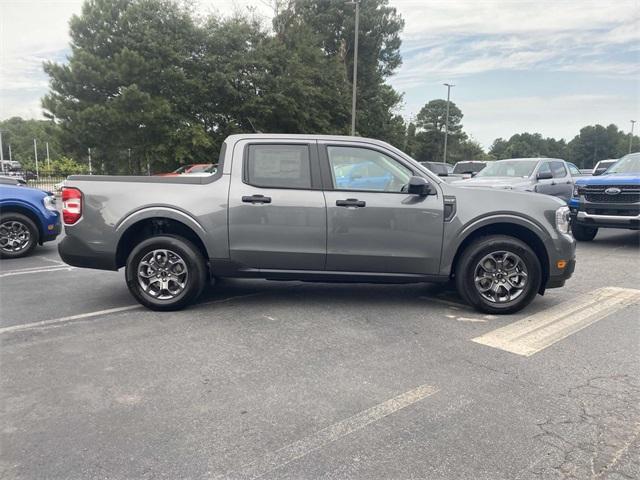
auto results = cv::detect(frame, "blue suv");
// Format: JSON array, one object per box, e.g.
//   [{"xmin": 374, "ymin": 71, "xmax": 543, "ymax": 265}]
[
  {"xmin": 0, "ymin": 180, "xmax": 61, "ymax": 258},
  {"xmin": 569, "ymin": 153, "xmax": 640, "ymax": 240}
]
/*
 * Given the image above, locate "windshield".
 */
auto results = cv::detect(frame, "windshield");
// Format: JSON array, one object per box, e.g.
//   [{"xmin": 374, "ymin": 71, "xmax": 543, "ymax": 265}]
[
  {"xmin": 476, "ymin": 160, "xmax": 538, "ymax": 178},
  {"xmin": 606, "ymin": 154, "xmax": 640, "ymax": 174}
]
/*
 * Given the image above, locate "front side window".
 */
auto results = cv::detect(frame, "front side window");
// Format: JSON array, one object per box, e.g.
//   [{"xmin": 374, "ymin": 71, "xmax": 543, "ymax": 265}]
[
  {"xmin": 550, "ymin": 161, "xmax": 567, "ymax": 178},
  {"xmin": 567, "ymin": 163, "xmax": 580, "ymax": 176},
  {"xmin": 537, "ymin": 162, "xmax": 552, "ymax": 177},
  {"xmin": 246, "ymin": 144, "xmax": 311, "ymax": 189},
  {"xmin": 327, "ymin": 146, "xmax": 412, "ymax": 192}
]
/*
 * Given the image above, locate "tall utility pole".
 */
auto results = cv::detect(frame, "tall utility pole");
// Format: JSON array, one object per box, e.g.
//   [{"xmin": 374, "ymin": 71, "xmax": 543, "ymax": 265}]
[
  {"xmin": 443, "ymin": 83, "xmax": 455, "ymax": 164},
  {"xmin": 630, "ymin": 120, "xmax": 636, "ymax": 154},
  {"xmin": 33, "ymin": 138, "xmax": 39, "ymax": 177},
  {"xmin": 88, "ymin": 147, "xmax": 93, "ymax": 175},
  {"xmin": 0, "ymin": 130, "xmax": 4, "ymax": 174},
  {"xmin": 347, "ymin": 0, "xmax": 360, "ymax": 136},
  {"xmin": 9, "ymin": 144, "xmax": 12, "ymax": 161},
  {"xmin": 46, "ymin": 142, "xmax": 51, "ymax": 170}
]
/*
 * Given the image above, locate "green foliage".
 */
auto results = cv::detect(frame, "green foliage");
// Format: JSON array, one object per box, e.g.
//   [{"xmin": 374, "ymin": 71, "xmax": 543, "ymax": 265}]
[
  {"xmin": 41, "ymin": 0, "xmax": 404, "ymax": 172},
  {"xmin": 0, "ymin": 117, "xmax": 63, "ymax": 168},
  {"xmin": 489, "ymin": 133, "xmax": 568, "ymax": 160},
  {"xmin": 489, "ymin": 126, "xmax": 638, "ymax": 167},
  {"xmin": 411, "ymin": 99, "xmax": 471, "ymax": 163},
  {"xmin": 274, "ymin": 0, "xmax": 406, "ymax": 146},
  {"xmin": 566, "ymin": 124, "xmax": 638, "ymax": 168}
]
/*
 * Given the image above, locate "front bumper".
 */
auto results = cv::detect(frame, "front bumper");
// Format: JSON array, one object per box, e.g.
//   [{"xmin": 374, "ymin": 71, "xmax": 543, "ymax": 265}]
[
  {"xmin": 571, "ymin": 210, "xmax": 640, "ymax": 230},
  {"xmin": 41, "ymin": 212, "xmax": 62, "ymax": 243}
]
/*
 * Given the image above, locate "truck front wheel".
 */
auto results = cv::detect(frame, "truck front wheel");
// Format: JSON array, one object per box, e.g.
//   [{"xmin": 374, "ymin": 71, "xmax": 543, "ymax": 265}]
[
  {"xmin": 571, "ymin": 223, "xmax": 598, "ymax": 241},
  {"xmin": 455, "ymin": 235, "xmax": 542, "ymax": 314},
  {"xmin": 125, "ymin": 235, "xmax": 207, "ymax": 311}
]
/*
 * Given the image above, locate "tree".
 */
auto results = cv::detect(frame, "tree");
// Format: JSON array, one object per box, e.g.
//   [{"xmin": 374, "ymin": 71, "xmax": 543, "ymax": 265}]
[
  {"xmin": 0, "ymin": 117, "xmax": 63, "ymax": 170},
  {"xmin": 411, "ymin": 99, "xmax": 466, "ymax": 162},
  {"xmin": 274, "ymin": 0, "xmax": 406, "ymax": 146},
  {"xmin": 566, "ymin": 124, "xmax": 638, "ymax": 168},
  {"xmin": 43, "ymin": 0, "xmax": 209, "ymax": 174},
  {"xmin": 489, "ymin": 133, "xmax": 568, "ymax": 160}
]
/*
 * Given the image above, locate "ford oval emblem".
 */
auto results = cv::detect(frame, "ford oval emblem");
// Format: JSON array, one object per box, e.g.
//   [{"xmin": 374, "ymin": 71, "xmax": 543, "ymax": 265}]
[{"xmin": 605, "ymin": 187, "xmax": 621, "ymax": 195}]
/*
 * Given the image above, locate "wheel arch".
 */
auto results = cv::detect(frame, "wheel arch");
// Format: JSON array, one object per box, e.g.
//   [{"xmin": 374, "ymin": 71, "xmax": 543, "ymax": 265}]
[
  {"xmin": 449, "ymin": 220, "xmax": 550, "ymax": 294},
  {"xmin": 115, "ymin": 213, "xmax": 209, "ymax": 269},
  {"xmin": 0, "ymin": 203, "xmax": 44, "ymax": 241}
]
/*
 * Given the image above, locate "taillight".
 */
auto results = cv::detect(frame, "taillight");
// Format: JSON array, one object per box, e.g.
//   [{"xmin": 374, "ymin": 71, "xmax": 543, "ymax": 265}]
[{"xmin": 62, "ymin": 187, "xmax": 82, "ymax": 224}]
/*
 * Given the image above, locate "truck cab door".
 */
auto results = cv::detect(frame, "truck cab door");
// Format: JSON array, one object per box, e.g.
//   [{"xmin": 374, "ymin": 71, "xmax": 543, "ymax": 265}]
[
  {"xmin": 319, "ymin": 142, "xmax": 444, "ymax": 275},
  {"xmin": 535, "ymin": 161, "xmax": 555, "ymax": 196},
  {"xmin": 228, "ymin": 141, "xmax": 326, "ymax": 270},
  {"xmin": 550, "ymin": 161, "xmax": 573, "ymax": 201}
]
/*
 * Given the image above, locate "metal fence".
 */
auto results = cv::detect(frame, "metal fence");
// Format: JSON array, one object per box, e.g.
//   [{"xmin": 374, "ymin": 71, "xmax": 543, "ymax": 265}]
[{"xmin": 27, "ymin": 176, "xmax": 67, "ymax": 193}]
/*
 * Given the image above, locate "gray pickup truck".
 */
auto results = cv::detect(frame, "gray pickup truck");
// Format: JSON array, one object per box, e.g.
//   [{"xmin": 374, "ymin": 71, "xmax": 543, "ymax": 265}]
[{"xmin": 59, "ymin": 134, "xmax": 576, "ymax": 314}]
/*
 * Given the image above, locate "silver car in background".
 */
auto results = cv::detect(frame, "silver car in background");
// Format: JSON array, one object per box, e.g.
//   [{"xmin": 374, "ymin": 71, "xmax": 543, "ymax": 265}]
[{"xmin": 453, "ymin": 158, "xmax": 575, "ymax": 201}]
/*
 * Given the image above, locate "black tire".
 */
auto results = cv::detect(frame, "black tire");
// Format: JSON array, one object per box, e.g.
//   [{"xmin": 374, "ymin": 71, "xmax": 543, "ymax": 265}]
[
  {"xmin": 0, "ymin": 212, "xmax": 39, "ymax": 259},
  {"xmin": 455, "ymin": 235, "xmax": 542, "ymax": 314},
  {"xmin": 125, "ymin": 235, "xmax": 207, "ymax": 311},
  {"xmin": 571, "ymin": 223, "xmax": 598, "ymax": 241}
]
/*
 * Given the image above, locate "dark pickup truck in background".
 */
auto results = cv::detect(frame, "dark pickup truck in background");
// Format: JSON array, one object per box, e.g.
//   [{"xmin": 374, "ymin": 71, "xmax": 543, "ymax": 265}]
[{"xmin": 58, "ymin": 134, "xmax": 575, "ymax": 314}]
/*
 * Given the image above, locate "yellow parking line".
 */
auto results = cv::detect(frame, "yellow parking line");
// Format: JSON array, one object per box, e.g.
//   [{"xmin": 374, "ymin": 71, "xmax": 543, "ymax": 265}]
[{"xmin": 472, "ymin": 287, "xmax": 640, "ymax": 356}]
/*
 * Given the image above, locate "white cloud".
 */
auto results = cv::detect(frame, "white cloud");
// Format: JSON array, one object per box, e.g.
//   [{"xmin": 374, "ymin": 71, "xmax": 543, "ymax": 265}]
[{"xmin": 461, "ymin": 94, "xmax": 640, "ymax": 148}]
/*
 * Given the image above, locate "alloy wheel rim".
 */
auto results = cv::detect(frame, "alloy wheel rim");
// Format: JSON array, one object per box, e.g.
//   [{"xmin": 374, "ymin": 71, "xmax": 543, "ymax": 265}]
[
  {"xmin": 473, "ymin": 250, "xmax": 528, "ymax": 304},
  {"xmin": 0, "ymin": 221, "xmax": 31, "ymax": 253},
  {"xmin": 137, "ymin": 249, "xmax": 189, "ymax": 300}
]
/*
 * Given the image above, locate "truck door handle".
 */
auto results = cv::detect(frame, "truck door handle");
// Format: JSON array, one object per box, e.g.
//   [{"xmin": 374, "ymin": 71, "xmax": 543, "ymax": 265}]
[
  {"xmin": 336, "ymin": 198, "xmax": 366, "ymax": 208},
  {"xmin": 242, "ymin": 194, "xmax": 271, "ymax": 204}
]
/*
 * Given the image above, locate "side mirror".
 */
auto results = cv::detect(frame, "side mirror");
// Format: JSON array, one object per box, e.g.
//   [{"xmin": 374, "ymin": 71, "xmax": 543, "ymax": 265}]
[
  {"xmin": 437, "ymin": 172, "xmax": 448, "ymax": 177},
  {"xmin": 407, "ymin": 176, "xmax": 435, "ymax": 196},
  {"xmin": 593, "ymin": 168, "xmax": 607, "ymax": 176},
  {"xmin": 537, "ymin": 171, "xmax": 553, "ymax": 180},
  {"xmin": 470, "ymin": 171, "xmax": 478, "ymax": 177}
]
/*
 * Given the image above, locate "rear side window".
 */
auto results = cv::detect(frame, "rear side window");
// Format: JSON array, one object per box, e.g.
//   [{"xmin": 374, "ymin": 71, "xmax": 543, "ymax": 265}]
[
  {"xmin": 246, "ymin": 144, "xmax": 311, "ymax": 189},
  {"xmin": 550, "ymin": 161, "xmax": 567, "ymax": 178}
]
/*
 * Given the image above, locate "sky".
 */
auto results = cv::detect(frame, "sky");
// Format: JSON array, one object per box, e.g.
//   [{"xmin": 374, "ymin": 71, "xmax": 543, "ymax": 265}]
[{"xmin": 1, "ymin": 0, "xmax": 639, "ymax": 149}]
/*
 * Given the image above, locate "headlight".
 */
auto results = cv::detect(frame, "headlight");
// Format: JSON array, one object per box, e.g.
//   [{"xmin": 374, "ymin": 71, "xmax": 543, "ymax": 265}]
[
  {"xmin": 555, "ymin": 206, "xmax": 571, "ymax": 235},
  {"xmin": 43, "ymin": 195, "xmax": 57, "ymax": 211},
  {"xmin": 572, "ymin": 185, "xmax": 580, "ymax": 197}
]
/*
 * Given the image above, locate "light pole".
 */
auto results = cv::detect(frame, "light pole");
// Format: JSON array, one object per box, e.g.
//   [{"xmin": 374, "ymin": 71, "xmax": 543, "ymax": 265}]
[
  {"xmin": 46, "ymin": 142, "xmax": 51, "ymax": 171},
  {"xmin": 630, "ymin": 120, "xmax": 636, "ymax": 154},
  {"xmin": 347, "ymin": 0, "xmax": 360, "ymax": 136},
  {"xmin": 88, "ymin": 147, "xmax": 93, "ymax": 175},
  {"xmin": 443, "ymin": 83, "xmax": 455, "ymax": 164},
  {"xmin": 33, "ymin": 138, "xmax": 39, "ymax": 177},
  {"xmin": 0, "ymin": 130, "xmax": 4, "ymax": 174}
]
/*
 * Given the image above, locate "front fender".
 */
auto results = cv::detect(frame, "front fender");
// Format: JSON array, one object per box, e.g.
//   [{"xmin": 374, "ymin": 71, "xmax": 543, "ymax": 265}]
[{"xmin": 440, "ymin": 212, "xmax": 552, "ymax": 276}]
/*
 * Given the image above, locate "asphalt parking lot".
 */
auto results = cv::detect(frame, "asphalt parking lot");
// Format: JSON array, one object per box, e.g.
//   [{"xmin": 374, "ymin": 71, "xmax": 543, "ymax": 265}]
[{"xmin": 1, "ymin": 230, "xmax": 639, "ymax": 479}]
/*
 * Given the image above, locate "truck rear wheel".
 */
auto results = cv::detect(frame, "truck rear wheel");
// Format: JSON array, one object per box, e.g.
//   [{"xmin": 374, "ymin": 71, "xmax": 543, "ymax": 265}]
[
  {"xmin": 571, "ymin": 223, "xmax": 598, "ymax": 241},
  {"xmin": 0, "ymin": 213, "xmax": 39, "ymax": 259},
  {"xmin": 455, "ymin": 235, "xmax": 542, "ymax": 314},
  {"xmin": 125, "ymin": 235, "xmax": 207, "ymax": 311}
]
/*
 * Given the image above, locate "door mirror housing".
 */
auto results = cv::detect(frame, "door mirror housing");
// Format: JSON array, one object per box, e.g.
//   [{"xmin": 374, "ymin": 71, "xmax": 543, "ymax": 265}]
[
  {"xmin": 537, "ymin": 171, "xmax": 553, "ymax": 180},
  {"xmin": 407, "ymin": 176, "xmax": 435, "ymax": 196},
  {"xmin": 593, "ymin": 167, "xmax": 607, "ymax": 176}
]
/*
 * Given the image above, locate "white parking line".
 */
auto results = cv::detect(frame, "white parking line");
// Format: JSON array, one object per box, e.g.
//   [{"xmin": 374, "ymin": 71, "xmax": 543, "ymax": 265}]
[
  {"xmin": 0, "ymin": 292, "xmax": 266, "ymax": 335},
  {"xmin": 0, "ymin": 266, "xmax": 74, "ymax": 278},
  {"xmin": 0, "ymin": 305, "xmax": 140, "ymax": 335},
  {"xmin": 472, "ymin": 287, "xmax": 640, "ymax": 356},
  {"xmin": 212, "ymin": 384, "xmax": 439, "ymax": 480}
]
